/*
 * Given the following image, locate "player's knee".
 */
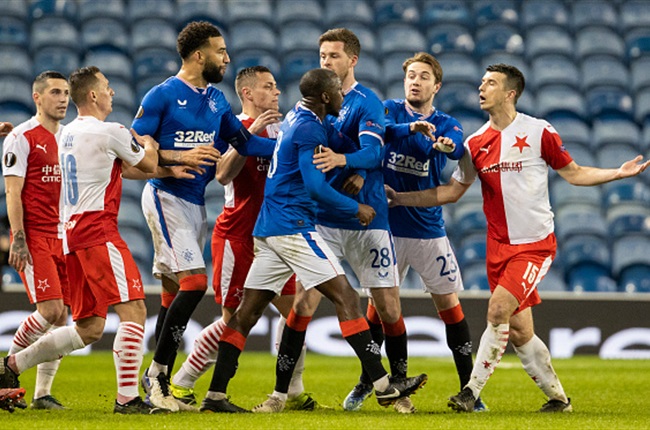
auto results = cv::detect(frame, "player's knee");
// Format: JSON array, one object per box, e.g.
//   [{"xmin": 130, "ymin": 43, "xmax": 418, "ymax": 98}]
[
  {"xmin": 486, "ymin": 301, "xmax": 512, "ymax": 324},
  {"xmin": 38, "ymin": 300, "xmax": 66, "ymax": 325},
  {"xmin": 77, "ymin": 324, "xmax": 104, "ymax": 345}
]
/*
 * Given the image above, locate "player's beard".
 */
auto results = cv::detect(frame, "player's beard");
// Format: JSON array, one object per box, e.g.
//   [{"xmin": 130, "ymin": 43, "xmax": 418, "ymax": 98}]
[{"xmin": 203, "ymin": 60, "xmax": 224, "ymax": 84}]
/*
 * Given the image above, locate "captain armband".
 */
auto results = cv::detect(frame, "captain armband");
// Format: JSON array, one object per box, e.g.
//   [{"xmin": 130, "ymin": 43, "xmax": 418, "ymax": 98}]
[{"xmin": 225, "ymin": 126, "xmax": 252, "ymax": 148}]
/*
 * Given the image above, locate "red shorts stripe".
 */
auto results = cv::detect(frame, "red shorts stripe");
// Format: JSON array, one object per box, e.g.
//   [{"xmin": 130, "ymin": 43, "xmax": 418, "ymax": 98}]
[
  {"xmin": 340, "ymin": 318, "xmax": 370, "ymax": 338},
  {"xmin": 19, "ymin": 235, "xmax": 69, "ymax": 305}
]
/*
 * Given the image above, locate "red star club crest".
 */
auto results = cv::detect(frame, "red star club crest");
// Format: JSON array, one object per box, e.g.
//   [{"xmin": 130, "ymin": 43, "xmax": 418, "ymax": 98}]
[{"xmin": 512, "ymin": 135, "xmax": 530, "ymax": 153}]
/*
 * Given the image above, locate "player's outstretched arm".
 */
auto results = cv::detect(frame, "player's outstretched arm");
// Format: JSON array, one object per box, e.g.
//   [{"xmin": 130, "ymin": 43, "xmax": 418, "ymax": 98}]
[
  {"xmin": 158, "ymin": 145, "xmax": 221, "ymax": 167},
  {"xmin": 557, "ymin": 155, "xmax": 650, "ymax": 186},
  {"xmin": 386, "ymin": 177, "xmax": 470, "ymax": 208}
]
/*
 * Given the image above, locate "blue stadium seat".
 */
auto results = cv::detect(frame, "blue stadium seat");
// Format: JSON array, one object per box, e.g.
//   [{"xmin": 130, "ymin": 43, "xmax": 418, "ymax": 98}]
[
  {"xmin": 636, "ymin": 89, "xmax": 650, "ymax": 123},
  {"xmin": 342, "ymin": 23, "xmax": 377, "ymax": 53},
  {"xmin": 377, "ymin": 23, "xmax": 426, "ymax": 55},
  {"xmin": 586, "ymin": 87, "xmax": 634, "ymax": 120},
  {"xmin": 525, "ymin": 25, "xmax": 573, "ymax": 61},
  {"xmin": 561, "ymin": 234, "xmax": 610, "ymax": 274},
  {"xmin": 4, "ymin": 0, "xmax": 28, "ymax": 21},
  {"xmin": 228, "ymin": 0, "xmax": 273, "ymax": 26},
  {"xmin": 81, "ymin": 18, "xmax": 129, "ymax": 54},
  {"xmin": 631, "ymin": 57, "xmax": 650, "ymax": 93},
  {"xmin": 612, "ymin": 236, "xmax": 650, "ymax": 276},
  {"xmin": 0, "ymin": 48, "xmax": 32, "ymax": 78},
  {"xmin": 472, "ymin": 0, "xmax": 519, "ymax": 27},
  {"xmin": 516, "ymin": 91, "xmax": 537, "ymax": 117},
  {"xmin": 2, "ymin": 266, "xmax": 22, "ymax": 286},
  {"xmin": 118, "ymin": 199, "xmax": 147, "ymax": 230},
  {"xmin": 121, "ymin": 179, "xmax": 145, "ymax": 203},
  {"xmin": 603, "ymin": 179, "xmax": 650, "ymax": 209},
  {"xmin": 537, "ymin": 268, "xmax": 567, "ymax": 292},
  {"xmin": 453, "ymin": 112, "xmax": 486, "ymax": 137},
  {"xmin": 597, "ymin": 144, "xmax": 641, "ymax": 169},
  {"xmin": 281, "ymin": 51, "xmax": 319, "ymax": 87},
  {"xmin": 276, "ymin": 0, "xmax": 322, "ymax": 25},
  {"xmin": 454, "ymin": 203, "xmax": 487, "ymax": 236},
  {"xmin": 462, "ymin": 264, "xmax": 490, "ymax": 291},
  {"xmin": 132, "ymin": 19, "xmax": 178, "ymax": 54},
  {"xmin": 325, "ymin": 0, "xmax": 374, "ymax": 26},
  {"xmin": 30, "ymin": 16, "xmax": 79, "ymax": 53},
  {"xmin": 437, "ymin": 53, "xmax": 480, "ymax": 86},
  {"xmin": 625, "ymin": 29, "xmax": 650, "ymax": 60},
  {"xmin": 175, "ymin": 0, "xmax": 228, "ymax": 30},
  {"xmin": 0, "ymin": 107, "xmax": 31, "ymax": 128},
  {"xmin": 421, "ymin": 0, "xmax": 472, "ymax": 27},
  {"xmin": 0, "ymin": 17, "xmax": 28, "ymax": 48},
  {"xmin": 620, "ymin": 0, "xmax": 650, "ymax": 33},
  {"xmin": 133, "ymin": 48, "xmax": 180, "ymax": 83},
  {"xmin": 108, "ymin": 78, "xmax": 136, "ymax": 113},
  {"xmin": 550, "ymin": 177, "xmax": 602, "ymax": 210},
  {"xmin": 474, "ymin": 24, "xmax": 524, "ymax": 57},
  {"xmin": 106, "ymin": 107, "xmax": 135, "ymax": 129},
  {"xmin": 355, "ymin": 55, "xmax": 382, "ymax": 89},
  {"xmin": 127, "ymin": 0, "xmax": 175, "ymax": 23},
  {"xmin": 521, "ymin": 0, "xmax": 569, "ymax": 28},
  {"xmin": 592, "ymin": 118, "xmax": 640, "ymax": 151},
  {"xmin": 33, "ymin": 46, "xmax": 79, "ymax": 76},
  {"xmin": 435, "ymin": 82, "xmax": 482, "ymax": 118},
  {"xmin": 232, "ymin": 50, "xmax": 281, "ymax": 81},
  {"xmin": 562, "ymin": 144, "xmax": 596, "ymax": 167},
  {"xmin": 571, "ymin": 0, "xmax": 619, "ymax": 32},
  {"xmin": 0, "ymin": 77, "xmax": 34, "ymax": 113},
  {"xmin": 279, "ymin": 79, "xmax": 301, "ymax": 116},
  {"xmin": 568, "ymin": 265, "xmax": 617, "ymax": 293},
  {"xmin": 480, "ymin": 53, "xmax": 530, "ymax": 79},
  {"xmin": 537, "ymin": 85, "xmax": 587, "ymax": 120},
  {"xmin": 228, "ymin": 20, "xmax": 277, "ymax": 54},
  {"xmin": 606, "ymin": 206, "xmax": 650, "ymax": 239},
  {"xmin": 78, "ymin": 0, "xmax": 125, "ymax": 22},
  {"xmin": 531, "ymin": 55, "xmax": 580, "ymax": 91},
  {"xmin": 619, "ymin": 265, "xmax": 650, "ymax": 293},
  {"xmin": 549, "ymin": 117, "xmax": 590, "ymax": 148},
  {"xmin": 279, "ymin": 22, "xmax": 322, "ymax": 55},
  {"xmin": 381, "ymin": 53, "xmax": 413, "ymax": 86},
  {"xmin": 426, "ymin": 24, "xmax": 475, "ymax": 55},
  {"xmin": 554, "ymin": 205, "xmax": 608, "ymax": 242},
  {"xmin": 29, "ymin": 0, "xmax": 77, "ymax": 22},
  {"xmin": 581, "ymin": 56, "xmax": 630, "ymax": 92},
  {"xmin": 643, "ymin": 121, "xmax": 650, "ymax": 153},
  {"xmin": 384, "ymin": 80, "xmax": 406, "ymax": 101},
  {"xmin": 576, "ymin": 27, "xmax": 625, "ymax": 61},
  {"xmin": 119, "ymin": 226, "xmax": 153, "ymax": 265},
  {"xmin": 456, "ymin": 234, "xmax": 486, "ymax": 269},
  {"xmin": 84, "ymin": 50, "xmax": 132, "ymax": 84},
  {"xmin": 373, "ymin": 0, "xmax": 420, "ymax": 26}
]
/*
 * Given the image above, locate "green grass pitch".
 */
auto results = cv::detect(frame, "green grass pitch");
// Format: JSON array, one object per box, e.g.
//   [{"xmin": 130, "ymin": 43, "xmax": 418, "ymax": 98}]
[{"xmin": 4, "ymin": 352, "xmax": 650, "ymax": 429}]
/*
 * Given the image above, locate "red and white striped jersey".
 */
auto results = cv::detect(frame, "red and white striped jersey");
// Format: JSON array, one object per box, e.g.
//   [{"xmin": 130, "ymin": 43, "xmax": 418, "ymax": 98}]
[
  {"xmin": 452, "ymin": 112, "xmax": 573, "ymax": 245},
  {"xmin": 58, "ymin": 116, "xmax": 145, "ymax": 253},
  {"xmin": 2, "ymin": 117, "xmax": 63, "ymax": 238}
]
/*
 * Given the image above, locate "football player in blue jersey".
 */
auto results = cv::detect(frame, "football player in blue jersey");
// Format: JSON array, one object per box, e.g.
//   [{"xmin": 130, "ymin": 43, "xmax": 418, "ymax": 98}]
[
  {"xmin": 382, "ymin": 52, "xmax": 487, "ymax": 412},
  {"xmin": 199, "ymin": 68, "xmax": 427, "ymax": 413},
  {"xmin": 131, "ymin": 21, "xmax": 274, "ymax": 410}
]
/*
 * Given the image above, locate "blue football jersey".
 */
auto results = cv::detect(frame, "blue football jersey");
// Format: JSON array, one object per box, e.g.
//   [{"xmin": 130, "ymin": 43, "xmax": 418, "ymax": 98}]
[
  {"xmin": 254, "ymin": 104, "xmax": 359, "ymax": 238},
  {"xmin": 316, "ymin": 82, "xmax": 387, "ymax": 231},
  {"xmin": 382, "ymin": 99, "xmax": 465, "ymax": 239},
  {"xmin": 131, "ymin": 77, "xmax": 244, "ymax": 205}
]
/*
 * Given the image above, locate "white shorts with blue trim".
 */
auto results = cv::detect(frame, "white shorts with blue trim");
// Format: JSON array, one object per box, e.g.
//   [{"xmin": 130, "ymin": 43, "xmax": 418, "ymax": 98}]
[
  {"xmin": 141, "ymin": 182, "xmax": 208, "ymax": 279},
  {"xmin": 244, "ymin": 232, "xmax": 345, "ymax": 293}
]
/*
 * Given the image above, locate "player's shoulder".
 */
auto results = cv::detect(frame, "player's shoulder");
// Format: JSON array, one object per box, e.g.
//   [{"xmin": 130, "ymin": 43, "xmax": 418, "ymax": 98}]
[
  {"xmin": 6, "ymin": 117, "xmax": 39, "ymax": 140},
  {"xmin": 516, "ymin": 112, "xmax": 551, "ymax": 130},
  {"xmin": 383, "ymin": 98, "xmax": 405, "ymax": 111},
  {"xmin": 350, "ymin": 82, "xmax": 382, "ymax": 104}
]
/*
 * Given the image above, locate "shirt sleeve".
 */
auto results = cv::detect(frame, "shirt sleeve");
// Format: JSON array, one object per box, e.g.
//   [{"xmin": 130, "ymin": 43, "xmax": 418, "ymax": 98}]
[
  {"xmin": 344, "ymin": 101, "xmax": 385, "ymax": 170},
  {"xmin": 451, "ymin": 143, "xmax": 477, "ymax": 185},
  {"xmin": 540, "ymin": 123, "xmax": 573, "ymax": 170},
  {"xmin": 108, "ymin": 124, "xmax": 146, "ymax": 166},
  {"xmin": 2, "ymin": 132, "xmax": 29, "ymax": 177},
  {"xmin": 131, "ymin": 85, "xmax": 165, "ymax": 137},
  {"xmin": 439, "ymin": 117, "xmax": 465, "ymax": 161}
]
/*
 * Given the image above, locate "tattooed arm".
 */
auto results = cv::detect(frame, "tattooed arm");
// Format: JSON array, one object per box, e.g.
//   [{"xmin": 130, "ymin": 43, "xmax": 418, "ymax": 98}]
[{"xmin": 4, "ymin": 175, "xmax": 32, "ymax": 272}]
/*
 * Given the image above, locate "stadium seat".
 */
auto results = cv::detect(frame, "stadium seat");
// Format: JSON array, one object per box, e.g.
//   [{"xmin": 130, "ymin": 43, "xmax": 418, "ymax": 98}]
[
  {"xmin": 131, "ymin": 19, "xmax": 177, "ymax": 54},
  {"xmin": 454, "ymin": 202, "xmax": 487, "ymax": 237},
  {"xmin": 580, "ymin": 56, "xmax": 630, "ymax": 92},
  {"xmin": 568, "ymin": 265, "xmax": 617, "ymax": 293},
  {"xmin": 554, "ymin": 205, "xmax": 608, "ymax": 242},
  {"xmin": 0, "ymin": 77, "xmax": 34, "ymax": 113},
  {"xmin": 435, "ymin": 82, "xmax": 481, "ymax": 118},
  {"xmin": 426, "ymin": 24, "xmax": 475, "ymax": 55},
  {"xmin": 597, "ymin": 144, "xmax": 641, "ymax": 170},
  {"xmin": 421, "ymin": 0, "xmax": 472, "ymax": 27},
  {"xmin": 325, "ymin": 0, "xmax": 374, "ymax": 26},
  {"xmin": 575, "ymin": 27, "xmax": 625, "ymax": 61},
  {"xmin": 620, "ymin": 0, "xmax": 650, "ymax": 33},
  {"xmin": 461, "ymin": 264, "xmax": 490, "ymax": 291},
  {"xmin": 625, "ymin": 29, "xmax": 650, "ymax": 60},
  {"xmin": 175, "ymin": 0, "xmax": 228, "ymax": 30},
  {"xmin": 342, "ymin": 23, "xmax": 377, "ymax": 53},
  {"xmin": 537, "ymin": 85, "xmax": 587, "ymax": 120},
  {"xmin": 228, "ymin": 20, "xmax": 277, "ymax": 54},
  {"xmin": 612, "ymin": 236, "xmax": 650, "ymax": 276},
  {"xmin": 561, "ymin": 234, "xmax": 610, "ymax": 274},
  {"xmin": 132, "ymin": 48, "xmax": 178, "ymax": 88},
  {"xmin": 232, "ymin": 49, "xmax": 281, "ymax": 81},
  {"xmin": 530, "ymin": 55, "xmax": 580, "ymax": 91},
  {"xmin": 619, "ymin": 265, "xmax": 650, "ymax": 293},
  {"xmin": 480, "ymin": 53, "xmax": 530, "ymax": 80},
  {"xmin": 636, "ymin": 88, "xmax": 650, "ymax": 124},
  {"xmin": 549, "ymin": 117, "xmax": 590, "ymax": 149},
  {"xmin": 586, "ymin": 87, "xmax": 634, "ymax": 120},
  {"xmin": 571, "ymin": 0, "xmax": 619, "ymax": 32},
  {"xmin": 281, "ymin": 50, "xmax": 320, "ymax": 84},
  {"xmin": 437, "ymin": 53, "xmax": 481, "ymax": 86},
  {"xmin": 373, "ymin": 0, "xmax": 420, "ymax": 26},
  {"xmin": 472, "ymin": 0, "xmax": 519, "ymax": 27},
  {"xmin": 81, "ymin": 18, "xmax": 129, "ymax": 54},
  {"xmin": 642, "ymin": 121, "xmax": 650, "ymax": 153},
  {"xmin": 606, "ymin": 204, "xmax": 650, "ymax": 237},
  {"xmin": 550, "ymin": 177, "xmax": 601, "ymax": 210},
  {"xmin": 0, "ymin": 106, "xmax": 31, "ymax": 128},
  {"xmin": 631, "ymin": 57, "xmax": 650, "ymax": 93},
  {"xmin": 453, "ymin": 112, "xmax": 486, "ymax": 137},
  {"xmin": 83, "ymin": 50, "xmax": 132, "ymax": 84},
  {"xmin": 2, "ymin": 266, "xmax": 22, "ymax": 286},
  {"xmin": 30, "ymin": 16, "xmax": 79, "ymax": 53},
  {"xmin": 119, "ymin": 226, "xmax": 153, "ymax": 265},
  {"xmin": 561, "ymin": 144, "xmax": 596, "ymax": 167},
  {"xmin": 384, "ymin": 80, "xmax": 406, "ymax": 101},
  {"xmin": 118, "ymin": 200, "xmax": 148, "ymax": 230},
  {"xmin": 355, "ymin": 55, "xmax": 382, "ymax": 89},
  {"xmin": 127, "ymin": 0, "xmax": 175, "ymax": 23},
  {"xmin": 603, "ymin": 178, "xmax": 650, "ymax": 208},
  {"xmin": 33, "ymin": 46, "xmax": 79, "ymax": 76},
  {"xmin": 3, "ymin": 0, "xmax": 28, "ymax": 21},
  {"xmin": 78, "ymin": 0, "xmax": 125, "ymax": 22},
  {"xmin": 106, "ymin": 107, "xmax": 135, "ymax": 129},
  {"xmin": 521, "ymin": 0, "xmax": 569, "ymax": 29},
  {"xmin": 279, "ymin": 79, "xmax": 301, "ymax": 116},
  {"xmin": 108, "ymin": 78, "xmax": 136, "ymax": 113},
  {"xmin": 474, "ymin": 24, "xmax": 524, "ymax": 58},
  {"xmin": 0, "ymin": 48, "xmax": 32, "ymax": 78},
  {"xmin": 377, "ymin": 23, "xmax": 426, "ymax": 55},
  {"xmin": 592, "ymin": 118, "xmax": 640, "ymax": 151},
  {"xmin": 121, "ymin": 179, "xmax": 145, "ymax": 203},
  {"xmin": 537, "ymin": 268, "xmax": 567, "ymax": 292},
  {"xmin": 0, "ymin": 17, "xmax": 28, "ymax": 48},
  {"xmin": 276, "ymin": 0, "xmax": 322, "ymax": 25},
  {"xmin": 456, "ymin": 233, "xmax": 486, "ymax": 269},
  {"xmin": 227, "ymin": 0, "xmax": 273, "ymax": 26},
  {"xmin": 525, "ymin": 25, "xmax": 573, "ymax": 61},
  {"xmin": 279, "ymin": 22, "xmax": 322, "ymax": 55},
  {"xmin": 29, "ymin": 0, "xmax": 77, "ymax": 22},
  {"xmin": 382, "ymin": 52, "xmax": 414, "ymax": 86}
]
